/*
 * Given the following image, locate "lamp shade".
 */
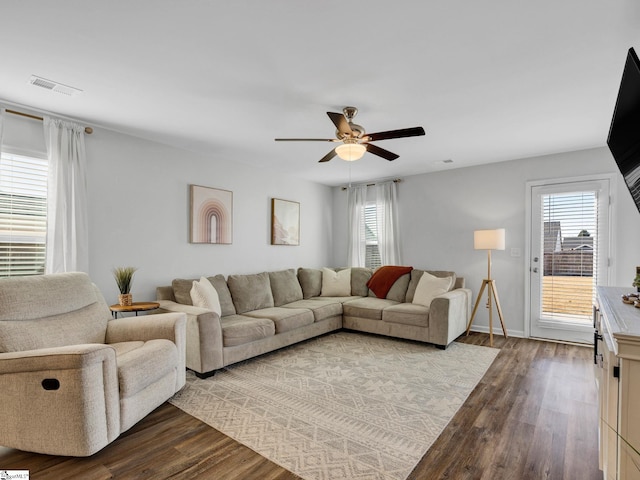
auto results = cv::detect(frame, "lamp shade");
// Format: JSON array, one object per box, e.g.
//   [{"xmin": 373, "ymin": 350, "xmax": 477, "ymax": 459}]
[
  {"xmin": 335, "ymin": 143, "xmax": 366, "ymax": 161},
  {"xmin": 474, "ymin": 228, "xmax": 505, "ymax": 250}
]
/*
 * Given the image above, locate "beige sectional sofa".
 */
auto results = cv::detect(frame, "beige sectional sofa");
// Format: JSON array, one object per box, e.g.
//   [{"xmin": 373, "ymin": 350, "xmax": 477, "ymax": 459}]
[{"xmin": 156, "ymin": 267, "xmax": 471, "ymax": 378}]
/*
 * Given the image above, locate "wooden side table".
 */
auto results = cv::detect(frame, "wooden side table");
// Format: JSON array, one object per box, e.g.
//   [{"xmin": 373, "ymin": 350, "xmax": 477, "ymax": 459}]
[{"xmin": 109, "ymin": 301, "xmax": 160, "ymax": 319}]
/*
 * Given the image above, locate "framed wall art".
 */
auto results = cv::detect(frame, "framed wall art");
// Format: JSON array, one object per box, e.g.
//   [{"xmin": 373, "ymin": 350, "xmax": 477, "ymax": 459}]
[
  {"xmin": 271, "ymin": 198, "xmax": 300, "ymax": 245},
  {"xmin": 190, "ymin": 185, "xmax": 233, "ymax": 244}
]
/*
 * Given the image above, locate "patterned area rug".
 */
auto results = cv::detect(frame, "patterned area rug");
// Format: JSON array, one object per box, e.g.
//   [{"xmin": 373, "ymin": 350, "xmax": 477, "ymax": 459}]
[{"xmin": 169, "ymin": 332, "xmax": 498, "ymax": 480}]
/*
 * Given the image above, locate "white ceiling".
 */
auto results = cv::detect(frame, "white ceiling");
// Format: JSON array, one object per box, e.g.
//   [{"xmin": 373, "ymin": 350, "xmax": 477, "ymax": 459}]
[{"xmin": 1, "ymin": 1, "xmax": 638, "ymax": 186}]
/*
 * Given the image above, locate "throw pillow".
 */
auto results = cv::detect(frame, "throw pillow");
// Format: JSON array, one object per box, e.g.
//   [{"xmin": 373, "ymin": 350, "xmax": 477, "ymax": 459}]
[
  {"xmin": 412, "ymin": 272, "xmax": 453, "ymax": 308},
  {"xmin": 190, "ymin": 276, "xmax": 222, "ymax": 316},
  {"xmin": 320, "ymin": 268, "xmax": 351, "ymax": 296}
]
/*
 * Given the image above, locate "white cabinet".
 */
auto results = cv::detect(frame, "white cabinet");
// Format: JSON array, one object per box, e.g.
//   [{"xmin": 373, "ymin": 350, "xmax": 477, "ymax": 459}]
[{"xmin": 595, "ymin": 287, "xmax": 640, "ymax": 480}]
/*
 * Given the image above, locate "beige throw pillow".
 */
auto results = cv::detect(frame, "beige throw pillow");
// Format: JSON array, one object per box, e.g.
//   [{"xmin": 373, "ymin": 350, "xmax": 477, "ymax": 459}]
[
  {"xmin": 190, "ymin": 276, "xmax": 222, "ymax": 316},
  {"xmin": 320, "ymin": 268, "xmax": 351, "ymax": 296},
  {"xmin": 412, "ymin": 272, "xmax": 453, "ymax": 307}
]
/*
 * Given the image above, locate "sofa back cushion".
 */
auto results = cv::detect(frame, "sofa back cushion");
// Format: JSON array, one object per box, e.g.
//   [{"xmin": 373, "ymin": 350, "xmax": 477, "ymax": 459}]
[
  {"xmin": 405, "ymin": 269, "xmax": 457, "ymax": 303},
  {"xmin": 227, "ymin": 272, "xmax": 274, "ymax": 314},
  {"xmin": 298, "ymin": 268, "xmax": 322, "ymax": 299},
  {"xmin": 172, "ymin": 275, "xmax": 236, "ymax": 316},
  {"xmin": 0, "ymin": 272, "xmax": 109, "ymax": 352},
  {"xmin": 350, "ymin": 267, "xmax": 373, "ymax": 296},
  {"xmin": 269, "ymin": 269, "xmax": 303, "ymax": 307},
  {"xmin": 172, "ymin": 278, "xmax": 195, "ymax": 305},
  {"xmin": 206, "ymin": 275, "xmax": 237, "ymax": 316},
  {"xmin": 368, "ymin": 273, "xmax": 411, "ymax": 302}
]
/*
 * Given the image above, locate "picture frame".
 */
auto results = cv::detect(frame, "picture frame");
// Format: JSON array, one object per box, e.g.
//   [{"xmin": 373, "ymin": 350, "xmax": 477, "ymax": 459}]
[
  {"xmin": 271, "ymin": 198, "xmax": 300, "ymax": 245},
  {"xmin": 190, "ymin": 185, "xmax": 233, "ymax": 244}
]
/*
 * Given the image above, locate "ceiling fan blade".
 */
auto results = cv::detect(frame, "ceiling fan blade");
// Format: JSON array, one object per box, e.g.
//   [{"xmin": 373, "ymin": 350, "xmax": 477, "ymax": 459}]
[
  {"xmin": 327, "ymin": 112, "xmax": 352, "ymax": 136},
  {"xmin": 318, "ymin": 149, "xmax": 337, "ymax": 163},
  {"xmin": 366, "ymin": 143, "xmax": 399, "ymax": 161},
  {"xmin": 366, "ymin": 126, "xmax": 425, "ymax": 142},
  {"xmin": 275, "ymin": 138, "xmax": 338, "ymax": 142}
]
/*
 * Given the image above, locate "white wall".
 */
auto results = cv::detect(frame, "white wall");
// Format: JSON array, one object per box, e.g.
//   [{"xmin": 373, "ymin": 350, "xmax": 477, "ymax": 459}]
[
  {"xmin": 86, "ymin": 128, "xmax": 334, "ymax": 303},
  {"xmin": 1, "ymin": 111, "xmax": 334, "ymax": 303},
  {"xmin": 332, "ymin": 147, "xmax": 640, "ymax": 337}
]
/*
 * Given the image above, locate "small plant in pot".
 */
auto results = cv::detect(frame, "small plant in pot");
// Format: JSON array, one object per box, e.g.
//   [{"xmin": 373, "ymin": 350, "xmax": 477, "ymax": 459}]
[
  {"xmin": 633, "ymin": 272, "xmax": 640, "ymax": 293},
  {"xmin": 113, "ymin": 266, "xmax": 137, "ymax": 306}
]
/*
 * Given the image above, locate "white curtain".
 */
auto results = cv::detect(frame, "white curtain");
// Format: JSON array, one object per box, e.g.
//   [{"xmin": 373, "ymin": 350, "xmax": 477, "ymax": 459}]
[
  {"xmin": 375, "ymin": 181, "xmax": 401, "ymax": 265},
  {"xmin": 43, "ymin": 117, "xmax": 89, "ymax": 274},
  {"xmin": 347, "ymin": 184, "xmax": 367, "ymax": 267}
]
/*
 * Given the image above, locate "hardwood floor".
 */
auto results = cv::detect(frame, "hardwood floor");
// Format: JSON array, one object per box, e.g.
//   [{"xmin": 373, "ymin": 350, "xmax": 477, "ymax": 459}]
[{"xmin": 0, "ymin": 333, "xmax": 601, "ymax": 480}]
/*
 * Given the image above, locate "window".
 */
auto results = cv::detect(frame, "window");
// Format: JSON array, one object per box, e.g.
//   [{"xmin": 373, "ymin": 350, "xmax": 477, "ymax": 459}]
[
  {"xmin": 364, "ymin": 202, "xmax": 381, "ymax": 269},
  {"xmin": 541, "ymin": 191, "xmax": 598, "ymax": 320},
  {"xmin": 0, "ymin": 151, "xmax": 48, "ymax": 277}
]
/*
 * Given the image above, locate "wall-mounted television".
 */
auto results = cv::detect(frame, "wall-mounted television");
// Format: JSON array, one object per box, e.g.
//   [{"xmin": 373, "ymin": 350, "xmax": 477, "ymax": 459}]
[{"xmin": 607, "ymin": 47, "xmax": 640, "ymax": 214}]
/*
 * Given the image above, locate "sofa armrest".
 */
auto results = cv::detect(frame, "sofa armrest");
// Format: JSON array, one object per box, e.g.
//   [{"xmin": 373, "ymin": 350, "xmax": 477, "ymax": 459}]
[
  {"xmin": 0, "ymin": 344, "xmax": 120, "ymax": 456},
  {"xmin": 429, "ymin": 288, "xmax": 472, "ymax": 347},
  {"xmin": 155, "ymin": 300, "xmax": 224, "ymax": 376},
  {"xmin": 106, "ymin": 312, "xmax": 187, "ymax": 389}
]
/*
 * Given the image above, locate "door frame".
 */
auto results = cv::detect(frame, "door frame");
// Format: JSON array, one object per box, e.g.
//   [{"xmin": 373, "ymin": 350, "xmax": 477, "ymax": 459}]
[{"xmin": 524, "ymin": 173, "xmax": 616, "ymax": 340}]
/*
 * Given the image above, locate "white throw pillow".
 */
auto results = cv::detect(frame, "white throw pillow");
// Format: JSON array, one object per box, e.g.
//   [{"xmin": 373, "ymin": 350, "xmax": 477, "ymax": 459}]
[
  {"xmin": 412, "ymin": 272, "xmax": 453, "ymax": 307},
  {"xmin": 320, "ymin": 268, "xmax": 351, "ymax": 296},
  {"xmin": 190, "ymin": 276, "xmax": 222, "ymax": 316}
]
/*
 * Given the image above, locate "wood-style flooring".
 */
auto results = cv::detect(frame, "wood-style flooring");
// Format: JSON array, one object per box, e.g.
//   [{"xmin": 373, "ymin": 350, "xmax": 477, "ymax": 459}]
[{"xmin": 0, "ymin": 333, "xmax": 602, "ymax": 480}]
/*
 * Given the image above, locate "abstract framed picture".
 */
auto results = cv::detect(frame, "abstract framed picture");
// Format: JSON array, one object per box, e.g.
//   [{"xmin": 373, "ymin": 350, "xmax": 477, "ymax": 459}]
[
  {"xmin": 271, "ymin": 198, "xmax": 300, "ymax": 245},
  {"xmin": 190, "ymin": 185, "xmax": 233, "ymax": 244}
]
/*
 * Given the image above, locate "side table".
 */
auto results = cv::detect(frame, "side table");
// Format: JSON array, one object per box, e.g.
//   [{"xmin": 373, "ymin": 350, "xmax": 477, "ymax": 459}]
[{"xmin": 109, "ymin": 301, "xmax": 160, "ymax": 319}]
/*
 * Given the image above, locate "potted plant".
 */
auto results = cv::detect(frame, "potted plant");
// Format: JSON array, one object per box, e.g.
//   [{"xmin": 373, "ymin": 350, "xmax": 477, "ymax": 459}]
[
  {"xmin": 113, "ymin": 266, "xmax": 137, "ymax": 306},
  {"xmin": 633, "ymin": 272, "xmax": 640, "ymax": 293}
]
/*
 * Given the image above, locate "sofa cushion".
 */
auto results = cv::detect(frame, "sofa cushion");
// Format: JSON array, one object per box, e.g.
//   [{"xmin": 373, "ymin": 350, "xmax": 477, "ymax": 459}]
[
  {"xmin": 220, "ymin": 315, "xmax": 275, "ymax": 347},
  {"xmin": 173, "ymin": 275, "xmax": 236, "ymax": 316},
  {"xmin": 190, "ymin": 277, "xmax": 222, "ymax": 316},
  {"xmin": 369, "ymin": 273, "xmax": 411, "ymax": 302},
  {"xmin": 298, "ymin": 268, "xmax": 322, "ymax": 299},
  {"xmin": 382, "ymin": 303, "xmax": 430, "ymax": 327},
  {"xmin": 283, "ymin": 299, "xmax": 343, "ymax": 322},
  {"xmin": 366, "ymin": 266, "xmax": 413, "ymax": 299},
  {"xmin": 172, "ymin": 278, "xmax": 195, "ymax": 305},
  {"xmin": 269, "ymin": 269, "xmax": 303, "ymax": 307},
  {"xmin": 206, "ymin": 275, "xmax": 237, "ymax": 316},
  {"xmin": 321, "ymin": 268, "xmax": 351, "ymax": 296},
  {"xmin": 244, "ymin": 307, "xmax": 314, "ymax": 334},
  {"xmin": 227, "ymin": 272, "xmax": 274, "ymax": 314},
  {"xmin": 343, "ymin": 297, "xmax": 399, "ymax": 320},
  {"xmin": 350, "ymin": 267, "xmax": 373, "ymax": 296},
  {"xmin": 405, "ymin": 270, "xmax": 457, "ymax": 303},
  {"xmin": 412, "ymin": 272, "xmax": 454, "ymax": 307}
]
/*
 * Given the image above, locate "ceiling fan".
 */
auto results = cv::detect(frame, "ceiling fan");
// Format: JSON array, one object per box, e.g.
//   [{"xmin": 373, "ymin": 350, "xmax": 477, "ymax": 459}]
[{"xmin": 275, "ymin": 106, "xmax": 425, "ymax": 163}]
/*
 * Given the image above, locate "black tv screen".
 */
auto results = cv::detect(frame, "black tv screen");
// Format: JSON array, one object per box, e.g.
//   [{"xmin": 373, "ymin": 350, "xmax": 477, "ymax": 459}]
[{"xmin": 608, "ymin": 47, "xmax": 640, "ymax": 213}]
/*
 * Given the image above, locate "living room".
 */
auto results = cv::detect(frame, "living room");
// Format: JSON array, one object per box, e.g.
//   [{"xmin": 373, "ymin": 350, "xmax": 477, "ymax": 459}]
[{"xmin": 2, "ymin": 1, "xmax": 640, "ymax": 479}]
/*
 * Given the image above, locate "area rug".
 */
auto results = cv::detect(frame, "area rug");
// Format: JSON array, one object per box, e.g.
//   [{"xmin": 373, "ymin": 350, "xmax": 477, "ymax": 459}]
[{"xmin": 169, "ymin": 332, "xmax": 498, "ymax": 480}]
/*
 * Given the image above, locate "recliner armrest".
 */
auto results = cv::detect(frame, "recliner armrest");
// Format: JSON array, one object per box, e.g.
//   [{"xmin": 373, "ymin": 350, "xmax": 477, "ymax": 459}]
[
  {"xmin": 0, "ymin": 343, "xmax": 116, "ymax": 374},
  {"xmin": 106, "ymin": 312, "xmax": 187, "ymax": 390}
]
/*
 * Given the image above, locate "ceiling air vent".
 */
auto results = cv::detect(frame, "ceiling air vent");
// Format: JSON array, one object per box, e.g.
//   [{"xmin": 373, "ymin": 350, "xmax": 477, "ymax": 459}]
[{"xmin": 28, "ymin": 75, "xmax": 83, "ymax": 96}]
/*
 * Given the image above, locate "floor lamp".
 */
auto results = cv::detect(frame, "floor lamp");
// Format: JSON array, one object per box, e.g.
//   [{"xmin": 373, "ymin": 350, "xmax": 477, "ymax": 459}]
[{"xmin": 465, "ymin": 228, "xmax": 508, "ymax": 346}]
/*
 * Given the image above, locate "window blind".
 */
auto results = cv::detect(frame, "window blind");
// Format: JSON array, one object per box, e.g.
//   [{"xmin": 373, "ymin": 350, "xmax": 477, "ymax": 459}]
[
  {"xmin": 364, "ymin": 203, "xmax": 381, "ymax": 269},
  {"xmin": 541, "ymin": 191, "xmax": 598, "ymax": 319},
  {"xmin": 0, "ymin": 152, "xmax": 48, "ymax": 277}
]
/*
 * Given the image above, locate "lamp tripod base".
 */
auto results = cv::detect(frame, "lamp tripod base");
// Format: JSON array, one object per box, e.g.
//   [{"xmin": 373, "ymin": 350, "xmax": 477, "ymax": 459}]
[{"xmin": 465, "ymin": 279, "xmax": 507, "ymax": 347}]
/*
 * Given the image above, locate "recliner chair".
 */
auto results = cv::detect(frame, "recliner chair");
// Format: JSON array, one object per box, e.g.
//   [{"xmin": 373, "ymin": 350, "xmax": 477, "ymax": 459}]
[{"xmin": 0, "ymin": 272, "xmax": 187, "ymax": 456}]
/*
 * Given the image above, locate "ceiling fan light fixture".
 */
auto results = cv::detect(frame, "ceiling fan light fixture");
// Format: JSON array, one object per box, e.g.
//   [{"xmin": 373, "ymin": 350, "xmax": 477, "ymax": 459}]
[{"xmin": 335, "ymin": 143, "xmax": 366, "ymax": 161}]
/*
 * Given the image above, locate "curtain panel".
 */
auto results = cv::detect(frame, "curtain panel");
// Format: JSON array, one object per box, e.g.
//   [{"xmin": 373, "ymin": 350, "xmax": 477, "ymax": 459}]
[
  {"xmin": 347, "ymin": 184, "xmax": 367, "ymax": 267},
  {"xmin": 44, "ymin": 117, "xmax": 89, "ymax": 274}
]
